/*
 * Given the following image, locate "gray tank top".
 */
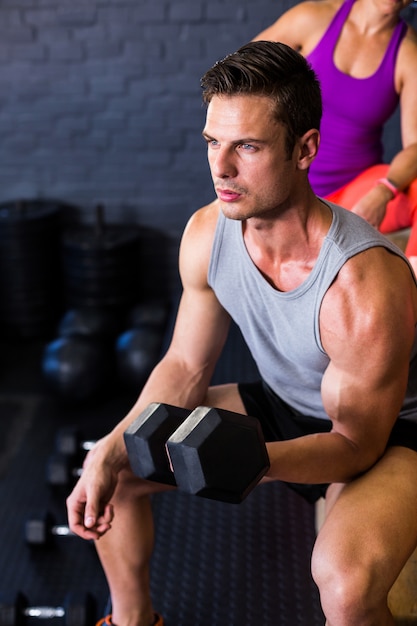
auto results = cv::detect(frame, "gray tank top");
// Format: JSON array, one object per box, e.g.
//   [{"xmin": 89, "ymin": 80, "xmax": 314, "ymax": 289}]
[{"xmin": 208, "ymin": 202, "xmax": 417, "ymax": 421}]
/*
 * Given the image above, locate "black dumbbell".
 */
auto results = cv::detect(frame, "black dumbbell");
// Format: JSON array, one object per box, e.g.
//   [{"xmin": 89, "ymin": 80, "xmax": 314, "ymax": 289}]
[
  {"xmin": 53, "ymin": 426, "xmax": 96, "ymax": 457},
  {"xmin": 124, "ymin": 403, "xmax": 190, "ymax": 485},
  {"xmin": 0, "ymin": 591, "xmax": 95, "ymax": 626},
  {"xmin": 24, "ymin": 511, "xmax": 77, "ymax": 546},
  {"xmin": 45, "ymin": 453, "xmax": 82, "ymax": 487},
  {"xmin": 166, "ymin": 406, "xmax": 270, "ymax": 503},
  {"xmin": 124, "ymin": 403, "xmax": 270, "ymax": 503}
]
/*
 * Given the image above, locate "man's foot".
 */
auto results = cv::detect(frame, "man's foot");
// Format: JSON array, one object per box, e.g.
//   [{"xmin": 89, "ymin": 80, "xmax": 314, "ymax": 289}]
[{"xmin": 95, "ymin": 613, "xmax": 164, "ymax": 626}]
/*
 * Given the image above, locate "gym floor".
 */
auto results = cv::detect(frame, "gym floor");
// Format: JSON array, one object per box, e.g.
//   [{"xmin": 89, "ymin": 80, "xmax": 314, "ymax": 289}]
[{"xmin": 0, "ymin": 327, "xmax": 325, "ymax": 625}]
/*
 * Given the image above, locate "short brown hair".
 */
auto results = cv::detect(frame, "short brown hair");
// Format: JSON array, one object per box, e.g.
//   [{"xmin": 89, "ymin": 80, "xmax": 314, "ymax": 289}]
[{"xmin": 201, "ymin": 41, "xmax": 322, "ymax": 157}]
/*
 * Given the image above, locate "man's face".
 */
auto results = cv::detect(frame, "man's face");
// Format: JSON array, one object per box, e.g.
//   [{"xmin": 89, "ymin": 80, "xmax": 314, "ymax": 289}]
[{"xmin": 203, "ymin": 94, "xmax": 297, "ymax": 221}]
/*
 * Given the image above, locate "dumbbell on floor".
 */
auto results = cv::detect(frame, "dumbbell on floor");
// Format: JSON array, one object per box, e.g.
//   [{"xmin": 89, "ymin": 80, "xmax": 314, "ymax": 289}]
[
  {"xmin": 45, "ymin": 453, "xmax": 82, "ymax": 487},
  {"xmin": 54, "ymin": 426, "xmax": 96, "ymax": 457},
  {"xmin": 24, "ymin": 511, "xmax": 77, "ymax": 547},
  {"xmin": 0, "ymin": 591, "xmax": 95, "ymax": 626},
  {"xmin": 124, "ymin": 403, "xmax": 270, "ymax": 503}
]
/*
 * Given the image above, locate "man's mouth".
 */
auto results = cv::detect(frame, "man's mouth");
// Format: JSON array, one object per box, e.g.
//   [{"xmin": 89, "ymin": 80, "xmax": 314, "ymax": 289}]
[{"xmin": 216, "ymin": 188, "xmax": 242, "ymax": 202}]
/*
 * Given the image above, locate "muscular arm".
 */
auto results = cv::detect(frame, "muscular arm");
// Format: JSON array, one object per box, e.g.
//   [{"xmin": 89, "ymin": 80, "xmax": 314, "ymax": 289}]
[
  {"xmin": 266, "ymin": 248, "xmax": 417, "ymax": 485},
  {"xmin": 67, "ymin": 200, "xmax": 231, "ymax": 537},
  {"xmin": 119, "ymin": 202, "xmax": 231, "ymax": 425},
  {"xmin": 102, "ymin": 202, "xmax": 230, "ymax": 459}
]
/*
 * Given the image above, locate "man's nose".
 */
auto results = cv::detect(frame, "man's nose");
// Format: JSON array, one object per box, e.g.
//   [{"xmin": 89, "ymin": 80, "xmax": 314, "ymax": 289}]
[{"xmin": 211, "ymin": 148, "xmax": 237, "ymax": 179}]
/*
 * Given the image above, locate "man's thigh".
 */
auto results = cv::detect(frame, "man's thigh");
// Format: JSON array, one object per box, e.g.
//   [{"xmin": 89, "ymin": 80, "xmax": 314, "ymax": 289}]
[
  {"xmin": 204, "ymin": 383, "xmax": 246, "ymax": 414},
  {"xmin": 314, "ymin": 446, "xmax": 417, "ymax": 589}
]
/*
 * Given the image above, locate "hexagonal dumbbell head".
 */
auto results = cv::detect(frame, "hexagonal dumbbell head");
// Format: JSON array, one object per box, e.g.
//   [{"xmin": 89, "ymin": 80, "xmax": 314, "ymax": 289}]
[
  {"xmin": 166, "ymin": 406, "xmax": 270, "ymax": 503},
  {"xmin": 124, "ymin": 402, "xmax": 189, "ymax": 485}
]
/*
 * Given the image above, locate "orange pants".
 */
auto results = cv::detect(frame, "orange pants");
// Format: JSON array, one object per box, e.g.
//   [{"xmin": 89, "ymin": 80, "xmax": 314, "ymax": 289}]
[{"xmin": 325, "ymin": 164, "xmax": 417, "ymax": 258}]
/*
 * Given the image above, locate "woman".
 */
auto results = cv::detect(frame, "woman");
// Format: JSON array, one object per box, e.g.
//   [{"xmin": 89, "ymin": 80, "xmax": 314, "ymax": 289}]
[{"xmin": 254, "ymin": 0, "xmax": 417, "ymax": 272}]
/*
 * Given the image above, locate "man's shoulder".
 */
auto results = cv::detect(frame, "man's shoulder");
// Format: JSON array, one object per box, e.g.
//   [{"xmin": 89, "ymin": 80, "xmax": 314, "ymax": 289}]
[
  {"xmin": 186, "ymin": 199, "xmax": 220, "ymax": 234},
  {"xmin": 180, "ymin": 200, "xmax": 221, "ymax": 264},
  {"xmin": 327, "ymin": 201, "xmax": 392, "ymax": 245},
  {"xmin": 327, "ymin": 245, "xmax": 414, "ymax": 307},
  {"xmin": 323, "ymin": 204, "xmax": 415, "ymax": 309},
  {"xmin": 197, "ymin": 198, "xmax": 221, "ymax": 218}
]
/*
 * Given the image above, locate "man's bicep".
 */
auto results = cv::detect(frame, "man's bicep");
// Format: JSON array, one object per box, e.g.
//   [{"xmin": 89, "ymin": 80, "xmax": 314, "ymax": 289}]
[
  {"xmin": 320, "ymin": 257, "xmax": 415, "ymax": 461},
  {"xmin": 169, "ymin": 285, "xmax": 231, "ymax": 372},
  {"xmin": 167, "ymin": 201, "xmax": 230, "ymax": 373},
  {"xmin": 321, "ymin": 359, "xmax": 402, "ymax": 457}
]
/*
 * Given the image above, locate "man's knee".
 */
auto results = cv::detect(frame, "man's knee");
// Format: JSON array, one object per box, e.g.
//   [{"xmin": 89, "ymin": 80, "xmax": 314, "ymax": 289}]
[
  {"xmin": 312, "ymin": 535, "xmax": 384, "ymax": 623},
  {"xmin": 204, "ymin": 383, "xmax": 246, "ymax": 413}
]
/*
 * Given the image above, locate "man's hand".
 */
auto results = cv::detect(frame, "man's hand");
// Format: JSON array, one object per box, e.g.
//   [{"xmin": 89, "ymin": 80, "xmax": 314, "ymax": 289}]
[{"xmin": 66, "ymin": 439, "xmax": 118, "ymax": 541}]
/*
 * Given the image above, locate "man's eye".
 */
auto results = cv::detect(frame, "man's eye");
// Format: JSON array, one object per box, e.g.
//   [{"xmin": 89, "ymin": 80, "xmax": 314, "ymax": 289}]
[{"xmin": 240, "ymin": 143, "xmax": 255, "ymax": 151}]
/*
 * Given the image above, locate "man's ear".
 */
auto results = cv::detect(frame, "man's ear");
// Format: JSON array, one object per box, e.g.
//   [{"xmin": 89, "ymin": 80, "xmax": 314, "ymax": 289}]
[{"xmin": 297, "ymin": 129, "xmax": 320, "ymax": 170}]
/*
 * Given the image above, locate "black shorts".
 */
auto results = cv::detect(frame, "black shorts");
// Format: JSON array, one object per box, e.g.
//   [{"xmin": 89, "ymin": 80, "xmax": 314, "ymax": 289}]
[{"xmin": 238, "ymin": 379, "xmax": 417, "ymax": 503}]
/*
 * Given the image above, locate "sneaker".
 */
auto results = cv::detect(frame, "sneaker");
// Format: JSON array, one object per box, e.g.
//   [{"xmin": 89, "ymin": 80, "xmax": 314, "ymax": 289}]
[
  {"xmin": 96, "ymin": 617, "xmax": 112, "ymax": 626},
  {"xmin": 95, "ymin": 614, "xmax": 164, "ymax": 626}
]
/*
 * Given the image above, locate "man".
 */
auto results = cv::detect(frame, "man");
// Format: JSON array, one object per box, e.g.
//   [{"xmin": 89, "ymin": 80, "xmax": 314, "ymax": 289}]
[{"xmin": 67, "ymin": 41, "xmax": 417, "ymax": 626}]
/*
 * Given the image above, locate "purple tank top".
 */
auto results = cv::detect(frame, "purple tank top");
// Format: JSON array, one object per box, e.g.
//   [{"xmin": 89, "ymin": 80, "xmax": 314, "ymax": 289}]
[{"xmin": 306, "ymin": 0, "xmax": 407, "ymax": 196}]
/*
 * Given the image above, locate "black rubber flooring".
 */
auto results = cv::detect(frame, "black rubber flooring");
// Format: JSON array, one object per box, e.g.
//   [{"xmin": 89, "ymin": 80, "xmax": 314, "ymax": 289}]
[
  {"xmin": 0, "ymin": 332, "xmax": 325, "ymax": 625},
  {"xmin": 150, "ymin": 485, "xmax": 324, "ymax": 625}
]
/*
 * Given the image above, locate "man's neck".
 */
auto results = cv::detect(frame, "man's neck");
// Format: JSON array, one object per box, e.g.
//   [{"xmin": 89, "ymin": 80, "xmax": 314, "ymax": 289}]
[{"xmin": 242, "ymin": 199, "xmax": 332, "ymax": 292}]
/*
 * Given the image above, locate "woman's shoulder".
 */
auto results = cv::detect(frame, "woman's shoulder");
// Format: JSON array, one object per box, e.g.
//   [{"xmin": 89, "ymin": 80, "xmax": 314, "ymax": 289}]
[
  {"xmin": 254, "ymin": 0, "xmax": 343, "ymax": 51},
  {"xmin": 397, "ymin": 21, "xmax": 417, "ymax": 82}
]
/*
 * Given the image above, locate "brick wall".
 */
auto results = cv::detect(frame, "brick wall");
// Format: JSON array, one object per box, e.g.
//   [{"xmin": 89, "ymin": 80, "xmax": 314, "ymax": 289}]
[{"xmin": 0, "ymin": 0, "xmax": 297, "ymax": 237}]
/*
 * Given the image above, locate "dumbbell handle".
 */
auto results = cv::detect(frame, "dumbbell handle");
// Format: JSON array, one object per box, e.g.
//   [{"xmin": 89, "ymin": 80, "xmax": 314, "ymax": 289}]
[
  {"xmin": 24, "ymin": 605, "xmax": 65, "ymax": 618},
  {"xmin": 45, "ymin": 452, "xmax": 83, "ymax": 487},
  {"xmin": 51, "ymin": 524, "xmax": 76, "ymax": 538},
  {"xmin": 80, "ymin": 440, "xmax": 95, "ymax": 452}
]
